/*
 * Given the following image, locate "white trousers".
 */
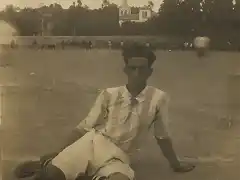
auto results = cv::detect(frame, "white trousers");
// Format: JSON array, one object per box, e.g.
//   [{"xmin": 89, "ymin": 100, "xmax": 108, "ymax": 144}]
[{"xmin": 51, "ymin": 130, "xmax": 134, "ymax": 180}]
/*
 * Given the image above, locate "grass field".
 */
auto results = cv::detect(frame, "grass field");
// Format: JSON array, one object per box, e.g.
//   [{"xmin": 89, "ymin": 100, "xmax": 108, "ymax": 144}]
[{"xmin": 1, "ymin": 49, "xmax": 240, "ymax": 180}]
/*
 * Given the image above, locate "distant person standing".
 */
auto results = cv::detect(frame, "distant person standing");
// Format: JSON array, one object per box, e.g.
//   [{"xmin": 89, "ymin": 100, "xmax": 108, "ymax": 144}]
[
  {"xmin": 85, "ymin": 41, "xmax": 92, "ymax": 51},
  {"xmin": 108, "ymin": 40, "xmax": 112, "ymax": 49},
  {"xmin": 120, "ymin": 41, "xmax": 124, "ymax": 46},
  {"xmin": 189, "ymin": 43, "xmax": 193, "ymax": 49},
  {"xmin": 145, "ymin": 42, "xmax": 151, "ymax": 48},
  {"xmin": 120, "ymin": 41, "xmax": 124, "ymax": 49},
  {"xmin": 193, "ymin": 36, "xmax": 210, "ymax": 58},
  {"xmin": 61, "ymin": 40, "xmax": 65, "ymax": 50},
  {"xmin": 88, "ymin": 41, "xmax": 93, "ymax": 50},
  {"xmin": 227, "ymin": 41, "xmax": 232, "ymax": 50},
  {"xmin": 184, "ymin": 42, "xmax": 188, "ymax": 50},
  {"xmin": 32, "ymin": 39, "xmax": 38, "ymax": 49},
  {"xmin": 10, "ymin": 39, "xmax": 16, "ymax": 49}
]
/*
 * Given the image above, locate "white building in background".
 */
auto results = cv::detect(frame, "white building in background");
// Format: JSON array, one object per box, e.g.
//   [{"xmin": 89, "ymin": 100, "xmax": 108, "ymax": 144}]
[{"xmin": 119, "ymin": 0, "xmax": 155, "ymax": 26}]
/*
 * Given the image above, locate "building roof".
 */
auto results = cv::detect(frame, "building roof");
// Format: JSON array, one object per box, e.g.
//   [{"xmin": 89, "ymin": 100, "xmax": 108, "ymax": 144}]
[
  {"xmin": 139, "ymin": 6, "xmax": 151, "ymax": 10},
  {"xmin": 119, "ymin": 6, "xmax": 151, "ymax": 11},
  {"xmin": 119, "ymin": 14, "xmax": 139, "ymax": 21}
]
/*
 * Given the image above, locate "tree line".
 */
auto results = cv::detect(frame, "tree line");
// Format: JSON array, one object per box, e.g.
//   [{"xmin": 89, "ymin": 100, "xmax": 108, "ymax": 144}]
[{"xmin": 0, "ymin": 0, "xmax": 240, "ymax": 41}]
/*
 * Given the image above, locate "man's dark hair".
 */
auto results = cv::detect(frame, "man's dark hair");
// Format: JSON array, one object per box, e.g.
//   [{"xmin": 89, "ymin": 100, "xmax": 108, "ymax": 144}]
[{"xmin": 122, "ymin": 43, "xmax": 156, "ymax": 67}]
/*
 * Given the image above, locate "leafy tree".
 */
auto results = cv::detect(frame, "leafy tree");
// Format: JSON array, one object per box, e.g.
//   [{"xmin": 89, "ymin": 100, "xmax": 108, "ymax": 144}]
[
  {"xmin": 0, "ymin": 0, "xmax": 239, "ymax": 38},
  {"xmin": 77, "ymin": 0, "xmax": 82, "ymax": 7},
  {"xmin": 157, "ymin": 0, "xmax": 180, "ymax": 35},
  {"xmin": 102, "ymin": 0, "xmax": 110, "ymax": 8},
  {"xmin": 148, "ymin": 1, "xmax": 154, "ymax": 10}
]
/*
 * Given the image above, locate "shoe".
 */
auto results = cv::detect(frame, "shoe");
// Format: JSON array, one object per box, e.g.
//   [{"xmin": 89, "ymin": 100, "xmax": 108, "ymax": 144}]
[
  {"xmin": 14, "ymin": 160, "xmax": 42, "ymax": 178},
  {"xmin": 75, "ymin": 174, "xmax": 107, "ymax": 180}
]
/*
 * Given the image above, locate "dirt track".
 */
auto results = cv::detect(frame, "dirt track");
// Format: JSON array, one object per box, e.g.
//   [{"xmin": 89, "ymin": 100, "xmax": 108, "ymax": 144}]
[{"xmin": 1, "ymin": 49, "xmax": 240, "ymax": 180}]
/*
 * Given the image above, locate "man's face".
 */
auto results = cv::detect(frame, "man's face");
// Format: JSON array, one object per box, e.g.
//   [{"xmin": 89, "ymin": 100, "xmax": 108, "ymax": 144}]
[{"xmin": 124, "ymin": 57, "xmax": 153, "ymax": 85}]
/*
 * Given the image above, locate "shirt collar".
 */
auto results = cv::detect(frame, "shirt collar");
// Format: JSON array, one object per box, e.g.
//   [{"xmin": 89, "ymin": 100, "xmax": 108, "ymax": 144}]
[{"xmin": 121, "ymin": 85, "xmax": 149, "ymax": 104}]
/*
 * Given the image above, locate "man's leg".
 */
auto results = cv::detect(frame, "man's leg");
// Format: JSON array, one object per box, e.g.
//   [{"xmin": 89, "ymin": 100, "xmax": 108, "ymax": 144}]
[
  {"xmin": 14, "ymin": 160, "xmax": 66, "ymax": 180},
  {"xmin": 15, "ymin": 131, "xmax": 95, "ymax": 180},
  {"xmin": 90, "ymin": 132, "xmax": 133, "ymax": 180},
  {"xmin": 108, "ymin": 173, "xmax": 130, "ymax": 180},
  {"xmin": 95, "ymin": 159, "xmax": 134, "ymax": 180},
  {"xmin": 49, "ymin": 131, "xmax": 94, "ymax": 180},
  {"xmin": 197, "ymin": 47, "xmax": 204, "ymax": 57},
  {"xmin": 36, "ymin": 164, "xmax": 66, "ymax": 180}
]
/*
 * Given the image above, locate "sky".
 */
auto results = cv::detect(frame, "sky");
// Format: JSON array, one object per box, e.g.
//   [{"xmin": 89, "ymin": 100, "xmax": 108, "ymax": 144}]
[{"xmin": 0, "ymin": 0, "xmax": 163, "ymax": 11}]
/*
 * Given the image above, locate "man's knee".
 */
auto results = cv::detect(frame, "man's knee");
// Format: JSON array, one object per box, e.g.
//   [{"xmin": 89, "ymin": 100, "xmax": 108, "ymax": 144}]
[
  {"xmin": 108, "ymin": 173, "xmax": 130, "ymax": 180},
  {"xmin": 39, "ymin": 164, "xmax": 66, "ymax": 180}
]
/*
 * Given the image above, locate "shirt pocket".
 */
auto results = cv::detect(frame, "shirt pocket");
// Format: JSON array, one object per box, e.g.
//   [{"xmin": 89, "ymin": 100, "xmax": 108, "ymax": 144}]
[{"xmin": 107, "ymin": 103, "xmax": 131, "ymax": 126}]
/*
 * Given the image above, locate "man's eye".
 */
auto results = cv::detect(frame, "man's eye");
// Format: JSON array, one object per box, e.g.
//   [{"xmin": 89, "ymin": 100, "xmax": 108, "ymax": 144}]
[
  {"xmin": 128, "ymin": 67, "xmax": 147, "ymax": 71},
  {"xmin": 127, "ymin": 67, "xmax": 135, "ymax": 70}
]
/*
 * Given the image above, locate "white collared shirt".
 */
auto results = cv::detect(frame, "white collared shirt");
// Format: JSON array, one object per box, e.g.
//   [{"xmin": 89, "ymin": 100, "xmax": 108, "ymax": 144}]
[
  {"xmin": 194, "ymin": 36, "xmax": 210, "ymax": 48},
  {"xmin": 76, "ymin": 85, "xmax": 170, "ymax": 153}
]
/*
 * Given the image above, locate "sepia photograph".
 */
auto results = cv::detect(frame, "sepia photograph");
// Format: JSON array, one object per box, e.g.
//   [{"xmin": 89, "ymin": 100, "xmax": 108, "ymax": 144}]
[{"xmin": 0, "ymin": 0, "xmax": 240, "ymax": 180}]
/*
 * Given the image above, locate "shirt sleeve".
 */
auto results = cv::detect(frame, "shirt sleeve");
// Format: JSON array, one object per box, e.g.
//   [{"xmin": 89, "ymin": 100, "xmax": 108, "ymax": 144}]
[
  {"xmin": 153, "ymin": 93, "xmax": 170, "ymax": 139},
  {"xmin": 76, "ymin": 90, "xmax": 109, "ymax": 132}
]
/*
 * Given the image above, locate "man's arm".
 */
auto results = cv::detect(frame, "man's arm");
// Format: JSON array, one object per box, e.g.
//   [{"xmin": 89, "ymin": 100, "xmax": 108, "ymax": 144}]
[
  {"xmin": 156, "ymin": 137, "xmax": 180, "ymax": 168},
  {"xmin": 154, "ymin": 93, "xmax": 195, "ymax": 172},
  {"xmin": 153, "ymin": 94, "xmax": 180, "ymax": 168}
]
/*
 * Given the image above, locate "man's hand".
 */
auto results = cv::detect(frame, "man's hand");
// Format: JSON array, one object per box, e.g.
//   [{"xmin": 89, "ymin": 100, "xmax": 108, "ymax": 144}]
[
  {"xmin": 171, "ymin": 162, "xmax": 195, "ymax": 173},
  {"xmin": 156, "ymin": 137, "xmax": 195, "ymax": 173},
  {"xmin": 40, "ymin": 152, "xmax": 59, "ymax": 166}
]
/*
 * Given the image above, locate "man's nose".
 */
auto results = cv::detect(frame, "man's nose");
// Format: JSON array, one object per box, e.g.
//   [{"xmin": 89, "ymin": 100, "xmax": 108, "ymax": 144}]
[{"xmin": 133, "ymin": 68, "xmax": 140, "ymax": 76}]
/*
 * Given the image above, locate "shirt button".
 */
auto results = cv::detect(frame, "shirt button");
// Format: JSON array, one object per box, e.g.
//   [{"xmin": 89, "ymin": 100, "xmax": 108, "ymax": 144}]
[{"xmin": 131, "ymin": 98, "xmax": 138, "ymax": 106}]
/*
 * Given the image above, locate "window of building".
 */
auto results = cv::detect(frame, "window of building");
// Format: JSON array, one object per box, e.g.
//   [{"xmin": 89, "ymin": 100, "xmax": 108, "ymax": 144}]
[{"xmin": 142, "ymin": 11, "xmax": 148, "ymax": 19}]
